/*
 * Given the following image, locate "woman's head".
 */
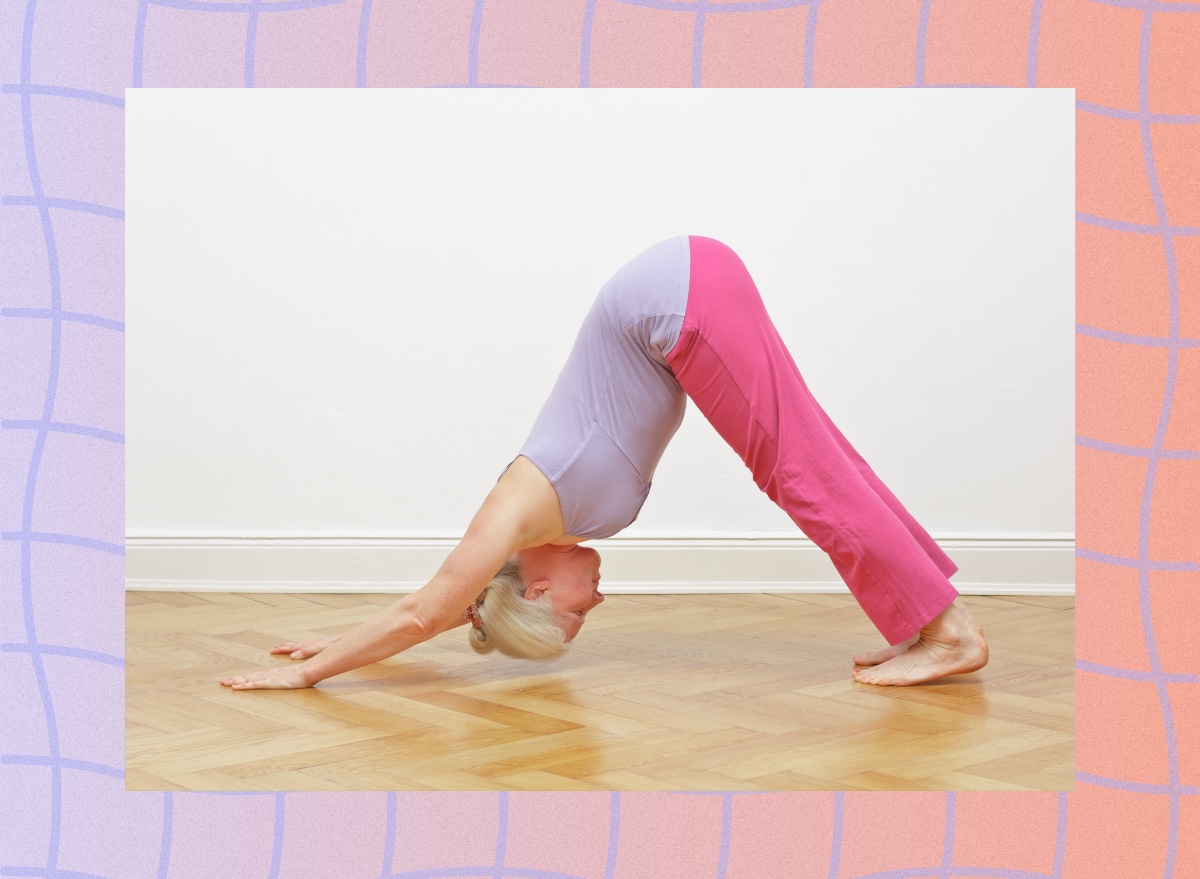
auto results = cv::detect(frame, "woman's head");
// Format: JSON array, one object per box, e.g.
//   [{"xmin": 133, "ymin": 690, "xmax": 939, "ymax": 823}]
[{"xmin": 468, "ymin": 544, "xmax": 605, "ymax": 659}]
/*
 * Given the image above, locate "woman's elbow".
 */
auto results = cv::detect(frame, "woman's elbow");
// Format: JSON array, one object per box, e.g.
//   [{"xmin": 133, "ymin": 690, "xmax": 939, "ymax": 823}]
[{"xmin": 387, "ymin": 603, "xmax": 437, "ymax": 644}]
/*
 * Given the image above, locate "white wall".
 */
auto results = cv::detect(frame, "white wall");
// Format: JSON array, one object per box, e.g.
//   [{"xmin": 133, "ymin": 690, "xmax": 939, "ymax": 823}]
[{"xmin": 126, "ymin": 88, "xmax": 1075, "ymax": 593}]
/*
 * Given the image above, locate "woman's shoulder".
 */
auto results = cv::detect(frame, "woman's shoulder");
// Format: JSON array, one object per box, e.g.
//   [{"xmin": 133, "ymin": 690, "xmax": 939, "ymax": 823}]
[{"xmin": 492, "ymin": 455, "xmax": 571, "ymax": 549}]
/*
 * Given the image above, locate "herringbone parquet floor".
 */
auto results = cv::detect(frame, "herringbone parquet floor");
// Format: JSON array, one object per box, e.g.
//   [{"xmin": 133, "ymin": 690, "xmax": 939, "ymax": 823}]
[{"xmin": 125, "ymin": 591, "xmax": 1073, "ymax": 791}]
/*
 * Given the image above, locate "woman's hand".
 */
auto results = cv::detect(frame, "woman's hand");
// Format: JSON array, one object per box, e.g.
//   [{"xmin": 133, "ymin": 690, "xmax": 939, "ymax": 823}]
[
  {"xmin": 219, "ymin": 665, "xmax": 312, "ymax": 690},
  {"xmin": 270, "ymin": 634, "xmax": 343, "ymax": 660}
]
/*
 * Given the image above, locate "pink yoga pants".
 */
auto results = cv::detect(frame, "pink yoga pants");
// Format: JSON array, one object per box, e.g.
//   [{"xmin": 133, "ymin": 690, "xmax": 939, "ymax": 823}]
[{"xmin": 664, "ymin": 235, "xmax": 959, "ymax": 645}]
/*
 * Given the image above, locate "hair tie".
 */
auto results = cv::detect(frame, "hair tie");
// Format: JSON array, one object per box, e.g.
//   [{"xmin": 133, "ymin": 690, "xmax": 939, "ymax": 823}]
[{"xmin": 465, "ymin": 602, "xmax": 484, "ymax": 630}]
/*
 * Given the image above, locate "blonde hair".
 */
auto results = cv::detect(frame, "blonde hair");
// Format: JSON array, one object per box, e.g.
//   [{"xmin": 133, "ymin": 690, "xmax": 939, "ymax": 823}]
[{"xmin": 467, "ymin": 557, "xmax": 569, "ymax": 660}]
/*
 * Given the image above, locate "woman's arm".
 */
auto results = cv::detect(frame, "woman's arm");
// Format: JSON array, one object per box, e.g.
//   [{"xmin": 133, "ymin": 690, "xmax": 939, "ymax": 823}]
[{"xmin": 220, "ymin": 474, "xmax": 548, "ymax": 690}]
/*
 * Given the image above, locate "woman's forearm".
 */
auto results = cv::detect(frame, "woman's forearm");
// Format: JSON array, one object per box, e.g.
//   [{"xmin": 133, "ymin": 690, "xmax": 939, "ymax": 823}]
[{"xmin": 297, "ymin": 597, "xmax": 429, "ymax": 685}]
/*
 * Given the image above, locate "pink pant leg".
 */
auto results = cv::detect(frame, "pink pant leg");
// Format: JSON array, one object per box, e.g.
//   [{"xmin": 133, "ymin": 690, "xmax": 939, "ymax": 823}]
[
  {"xmin": 787, "ymin": 343, "xmax": 959, "ymax": 580},
  {"xmin": 665, "ymin": 235, "xmax": 958, "ymax": 645}
]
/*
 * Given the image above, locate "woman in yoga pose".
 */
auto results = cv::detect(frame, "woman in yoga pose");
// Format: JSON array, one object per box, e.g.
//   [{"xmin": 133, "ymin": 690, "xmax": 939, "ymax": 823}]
[{"xmin": 220, "ymin": 236, "xmax": 987, "ymax": 691}]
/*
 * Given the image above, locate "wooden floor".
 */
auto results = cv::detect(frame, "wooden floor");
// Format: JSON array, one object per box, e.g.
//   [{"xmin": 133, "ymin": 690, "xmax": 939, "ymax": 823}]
[{"xmin": 125, "ymin": 591, "xmax": 1074, "ymax": 791}]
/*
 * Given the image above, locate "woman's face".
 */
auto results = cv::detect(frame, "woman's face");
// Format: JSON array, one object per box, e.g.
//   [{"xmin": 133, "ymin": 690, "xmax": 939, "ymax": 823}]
[{"xmin": 521, "ymin": 544, "xmax": 605, "ymax": 641}]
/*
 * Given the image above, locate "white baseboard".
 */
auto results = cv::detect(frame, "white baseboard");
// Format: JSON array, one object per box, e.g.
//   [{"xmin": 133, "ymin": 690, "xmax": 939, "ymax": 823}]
[{"xmin": 124, "ymin": 532, "xmax": 1075, "ymax": 596}]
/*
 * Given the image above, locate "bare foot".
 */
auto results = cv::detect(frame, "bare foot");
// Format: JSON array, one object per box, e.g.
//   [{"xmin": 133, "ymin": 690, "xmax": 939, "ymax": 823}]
[
  {"xmin": 853, "ymin": 635, "xmax": 917, "ymax": 666},
  {"xmin": 852, "ymin": 599, "xmax": 988, "ymax": 686}
]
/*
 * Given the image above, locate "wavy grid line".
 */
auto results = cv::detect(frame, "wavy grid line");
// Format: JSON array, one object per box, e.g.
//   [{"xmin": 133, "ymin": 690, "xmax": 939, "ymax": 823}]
[
  {"xmin": 1072, "ymin": 6, "xmax": 1200, "ymax": 877},
  {"xmin": 156, "ymin": 791, "xmax": 172, "ymax": 879},
  {"xmin": 1, "ymin": 756, "xmax": 124, "ymax": 778},
  {"xmin": 1, "ymin": 868, "xmax": 116, "ymax": 878},
  {"xmin": 0, "ymin": 1, "xmax": 1195, "ymax": 879},
  {"xmin": 1077, "ymin": 210, "xmax": 1198, "ymax": 237},
  {"xmin": 381, "ymin": 870, "xmax": 593, "ymax": 879},
  {"xmin": 604, "ymin": 791, "xmax": 619, "ymax": 879},
  {"xmin": 1, "ymin": 421, "xmax": 124, "ymax": 444},
  {"xmin": 1076, "ymin": 323, "xmax": 1199, "ymax": 348},
  {"xmin": 1075, "ymin": 546, "xmax": 1196, "ymax": 571},
  {"xmin": 0, "ymin": 195, "xmax": 123, "ymax": 220},
  {"xmin": 0, "ymin": 308, "xmax": 125, "ymax": 332},
  {"xmin": 10, "ymin": 1, "xmax": 67, "ymax": 875},
  {"xmin": 1077, "ymin": 659, "xmax": 1198, "ymax": 684},
  {"xmin": 1076, "ymin": 773, "xmax": 1198, "ymax": 796},
  {"xmin": 0, "ymin": 83, "xmax": 125, "ymax": 108},
  {"xmin": 1052, "ymin": 792, "xmax": 1067, "ymax": 879},
  {"xmin": 828, "ymin": 791, "xmax": 843, "ymax": 879},
  {"xmin": 1076, "ymin": 434, "xmax": 1197, "ymax": 459},
  {"xmin": 270, "ymin": 792, "xmax": 285, "ymax": 879},
  {"xmin": 380, "ymin": 790, "xmax": 396, "ymax": 878},
  {"xmin": 1, "ymin": 532, "xmax": 125, "ymax": 555},
  {"xmin": 1, "ymin": 643, "xmax": 125, "ymax": 667}
]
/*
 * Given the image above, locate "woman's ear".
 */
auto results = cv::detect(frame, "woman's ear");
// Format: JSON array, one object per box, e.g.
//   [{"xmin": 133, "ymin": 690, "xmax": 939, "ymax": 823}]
[{"xmin": 524, "ymin": 579, "xmax": 550, "ymax": 602}]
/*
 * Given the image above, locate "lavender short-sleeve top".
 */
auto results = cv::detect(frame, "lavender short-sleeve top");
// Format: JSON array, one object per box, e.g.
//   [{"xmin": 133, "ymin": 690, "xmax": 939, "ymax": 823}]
[{"xmin": 499, "ymin": 235, "xmax": 691, "ymax": 539}]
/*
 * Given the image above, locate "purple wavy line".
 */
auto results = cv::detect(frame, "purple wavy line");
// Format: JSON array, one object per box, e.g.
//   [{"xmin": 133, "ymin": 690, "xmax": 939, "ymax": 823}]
[
  {"xmin": 269, "ymin": 792, "xmax": 285, "ymax": 879},
  {"xmin": 940, "ymin": 792, "xmax": 955, "ymax": 877},
  {"xmin": 580, "ymin": 0, "xmax": 596, "ymax": 86},
  {"xmin": 614, "ymin": 0, "xmax": 817, "ymax": 10},
  {"xmin": 1, "ymin": 532, "xmax": 125, "ymax": 556},
  {"xmin": 181, "ymin": 790, "xmax": 277, "ymax": 796},
  {"xmin": 1077, "ymin": 659, "xmax": 1198, "ymax": 684},
  {"xmin": 355, "ymin": 0, "xmax": 371, "ymax": 87},
  {"xmin": 1076, "ymin": 435, "xmax": 1197, "ymax": 460},
  {"xmin": 380, "ymin": 870, "xmax": 593, "ymax": 879},
  {"xmin": 0, "ymin": 308, "xmax": 125, "ymax": 332},
  {"xmin": 1133, "ymin": 9, "xmax": 1192, "ymax": 876},
  {"xmin": 665, "ymin": 790, "xmax": 781, "ymax": 795},
  {"xmin": 468, "ymin": 0, "xmax": 483, "ymax": 86},
  {"xmin": 803, "ymin": 1, "xmax": 818, "ymax": 87},
  {"xmin": 380, "ymin": 791, "xmax": 396, "ymax": 878},
  {"xmin": 147, "ymin": 0, "xmax": 348, "ymax": 11},
  {"xmin": 841, "ymin": 869, "xmax": 1050, "ymax": 879},
  {"xmin": 1076, "ymin": 210, "xmax": 1198, "ymax": 237},
  {"xmin": 1090, "ymin": 0, "xmax": 1198, "ymax": 11},
  {"xmin": 245, "ymin": 0, "xmax": 260, "ymax": 87},
  {"xmin": 1076, "ymin": 322, "xmax": 1199, "ymax": 349},
  {"xmin": 1, "ymin": 868, "xmax": 116, "ymax": 879},
  {"xmin": 604, "ymin": 792, "xmax": 619, "ymax": 879},
  {"xmin": 1028, "ymin": 0, "xmax": 1044, "ymax": 86},
  {"xmin": 1, "ymin": 643, "xmax": 125, "ymax": 667},
  {"xmin": 691, "ymin": 0, "xmax": 707, "ymax": 87},
  {"xmin": 12, "ymin": 2, "xmax": 66, "ymax": 874},
  {"xmin": 156, "ymin": 792, "xmax": 172, "ymax": 879},
  {"xmin": 827, "ymin": 791, "xmax": 843, "ymax": 879},
  {"xmin": 1051, "ymin": 792, "xmax": 1067, "ymax": 879},
  {"xmin": 915, "ymin": 0, "xmax": 931, "ymax": 86},
  {"xmin": 494, "ymin": 792, "xmax": 508, "ymax": 878},
  {"xmin": 1, "ymin": 755, "xmax": 123, "ymax": 778},
  {"xmin": 2, "ymin": 420, "xmax": 125, "ymax": 445},
  {"xmin": 1074, "ymin": 546, "xmax": 1197, "ymax": 572},
  {"xmin": 0, "ymin": 83, "xmax": 124, "ymax": 108},
  {"xmin": 1, "ymin": 196, "xmax": 123, "ymax": 220},
  {"xmin": 716, "ymin": 793, "xmax": 731, "ymax": 878},
  {"xmin": 1076, "ymin": 772, "xmax": 1198, "ymax": 796},
  {"xmin": 133, "ymin": 0, "xmax": 148, "ymax": 87},
  {"xmin": 1076, "ymin": 98, "xmax": 1198, "ymax": 124}
]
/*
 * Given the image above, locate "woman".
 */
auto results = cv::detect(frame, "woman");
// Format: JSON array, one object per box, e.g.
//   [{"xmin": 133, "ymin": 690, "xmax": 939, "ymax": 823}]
[{"xmin": 220, "ymin": 236, "xmax": 987, "ymax": 692}]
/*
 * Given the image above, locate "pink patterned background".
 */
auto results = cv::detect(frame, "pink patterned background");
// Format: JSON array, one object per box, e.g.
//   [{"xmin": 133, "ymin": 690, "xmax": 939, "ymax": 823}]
[{"xmin": 1, "ymin": 0, "xmax": 1197, "ymax": 876}]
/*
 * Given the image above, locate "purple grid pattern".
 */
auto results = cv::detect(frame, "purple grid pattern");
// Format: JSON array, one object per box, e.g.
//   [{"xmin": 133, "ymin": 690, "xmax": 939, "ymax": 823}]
[{"xmin": 0, "ymin": 0, "xmax": 1194, "ymax": 877}]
